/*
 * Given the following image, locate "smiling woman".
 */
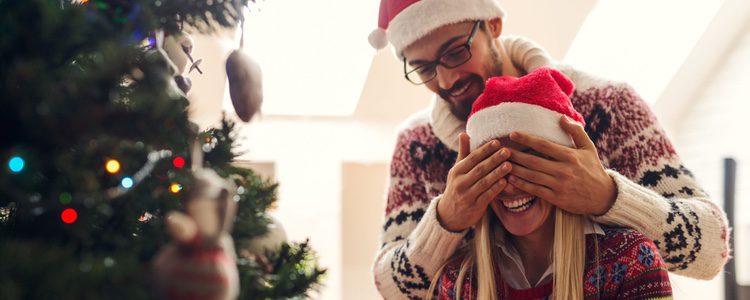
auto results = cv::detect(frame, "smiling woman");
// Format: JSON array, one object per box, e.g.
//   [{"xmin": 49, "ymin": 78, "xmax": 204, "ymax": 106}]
[{"xmin": 427, "ymin": 67, "xmax": 673, "ymax": 300}]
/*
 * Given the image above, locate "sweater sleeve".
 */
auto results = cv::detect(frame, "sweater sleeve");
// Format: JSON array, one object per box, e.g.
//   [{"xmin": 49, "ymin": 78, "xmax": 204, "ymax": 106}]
[
  {"xmin": 587, "ymin": 84, "xmax": 730, "ymax": 279},
  {"xmin": 373, "ymin": 129, "xmax": 467, "ymax": 300}
]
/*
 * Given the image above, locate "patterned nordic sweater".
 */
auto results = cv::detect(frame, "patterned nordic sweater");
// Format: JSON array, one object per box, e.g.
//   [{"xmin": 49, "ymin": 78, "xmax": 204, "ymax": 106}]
[
  {"xmin": 373, "ymin": 36, "xmax": 730, "ymax": 300},
  {"xmin": 435, "ymin": 227, "xmax": 672, "ymax": 300}
]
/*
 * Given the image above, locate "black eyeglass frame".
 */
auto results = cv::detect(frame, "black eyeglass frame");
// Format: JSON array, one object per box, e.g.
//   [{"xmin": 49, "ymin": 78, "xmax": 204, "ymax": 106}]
[{"xmin": 403, "ymin": 21, "xmax": 481, "ymax": 85}]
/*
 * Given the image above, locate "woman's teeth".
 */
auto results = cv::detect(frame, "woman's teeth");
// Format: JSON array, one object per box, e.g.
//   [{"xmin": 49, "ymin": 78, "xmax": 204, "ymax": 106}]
[
  {"xmin": 450, "ymin": 81, "xmax": 471, "ymax": 97},
  {"xmin": 502, "ymin": 196, "xmax": 535, "ymax": 213}
]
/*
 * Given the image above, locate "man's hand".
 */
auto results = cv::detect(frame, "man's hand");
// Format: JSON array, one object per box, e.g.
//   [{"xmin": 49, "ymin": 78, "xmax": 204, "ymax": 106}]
[
  {"xmin": 437, "ymin": 132, "xmax": 511, "ymax": 232},
  {"xmin": 505, "ymin": 116, "xmax": 616, "ymax": 216}
]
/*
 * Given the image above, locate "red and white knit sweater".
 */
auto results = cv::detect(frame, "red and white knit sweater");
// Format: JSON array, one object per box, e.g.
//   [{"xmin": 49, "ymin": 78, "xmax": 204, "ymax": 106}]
[
  {"xmin": 373, "ymin": 36, "xmax": 730, "ymax": 300},
  {"xmin": 436, "ymin": 226, "xmax": 673, "ymax": 300}
]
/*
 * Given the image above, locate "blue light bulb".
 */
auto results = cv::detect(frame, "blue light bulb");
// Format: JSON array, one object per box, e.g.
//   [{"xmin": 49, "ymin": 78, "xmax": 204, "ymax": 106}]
[
  {"xmin": 121, "ymin": 177, "xmax": 134, "ymax": 189},
  {"xmin": 9, "ymin": 156, "xmax": 25, "ymax": 173}
]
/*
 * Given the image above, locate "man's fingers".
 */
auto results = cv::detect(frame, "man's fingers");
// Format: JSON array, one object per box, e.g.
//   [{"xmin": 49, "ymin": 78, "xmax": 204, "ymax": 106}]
[
  {"xmin": 451, "ymin": 173, "xmax": 472, "ymax": 192},
  {"xmin": 509, "ymin": 163, "xmax": 558, "ymax": 190},
  {"xmin": 469, "ymin": 161, "xmax": 512, "ymax": 197},
  {"xmin": 477, "ymin": 178, "xmax": 508, "ymax": 205},
  {"xmin": 454, "ymin": 139, "xmax": 501, "ymax": 174},
  {"xmin": 507, "ymin": 148, "xmax": 561, "ymax": 176},
  {"xmin": 465, "ymin": 148, "xmax": 510, "ymax": 185},
  {"xmin": 559, "ymin": 116, "xmax": 594, "ymax": 150},
  {"xmin": 457, "ymin": 132, "xmax": 470, "ymax": 161},
  {"xmin": 508, "ymin": 175, "xmax": 556, "ymax": 203},
  {"xmin": 509, "ymin": 131, "xmax": 571, "ymax": 162}
]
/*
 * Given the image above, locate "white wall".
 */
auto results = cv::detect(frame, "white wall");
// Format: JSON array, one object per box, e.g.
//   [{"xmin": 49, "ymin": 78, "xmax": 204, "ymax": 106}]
[
  {"xmin": 667, "ymin": 21, "xmax": 750, "ymax": 299},
  {"xmin": 341, "ymin": 162, "xmax": 389, "ymax": 300},
  {"xmin": 233, "ymin": 117, "xmax": 401, "ymax": 299}
]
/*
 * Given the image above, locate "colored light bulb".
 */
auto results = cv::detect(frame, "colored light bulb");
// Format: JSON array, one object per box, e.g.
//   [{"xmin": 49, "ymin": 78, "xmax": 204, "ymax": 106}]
[
  {"xmin": 9, "ymin": 156, "xmax": 25, "ymax": 173},
  {"xmin": 105, "ymin": 159, "xmax": 121, "ymax": 174},
  {"xmin": 121, "ymin": 177, "xmax": 134, "ymax": 189},
  {"xmin": 61, "ymin": 208, "xmax": 78, "ymax": 224},
  {"xmin": 172, "ymin": 157, "xmax": 185, "ymax": 168},
  {"xmin": 169, "ymin": 183, "xmax": 182, "ymax": 194},
  {"xmin": 59, "ymin": 192, "xmax": 73, "ymax": 205}
]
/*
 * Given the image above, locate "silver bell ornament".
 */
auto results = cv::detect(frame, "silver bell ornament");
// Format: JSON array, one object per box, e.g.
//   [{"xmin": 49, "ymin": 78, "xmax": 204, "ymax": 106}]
[{"xmin": 239, "ymin": 214, "xmax": 288, "ymax": 257}]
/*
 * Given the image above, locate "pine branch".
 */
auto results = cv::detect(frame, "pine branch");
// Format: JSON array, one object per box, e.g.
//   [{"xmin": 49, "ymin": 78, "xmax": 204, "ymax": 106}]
[
  {"xmin": 237, "ymin": 240, "xmax": 326, "ymax": 299},
  {"xmin": 1, "ymin": 1, "xmax": 323, "ymax": 299}
]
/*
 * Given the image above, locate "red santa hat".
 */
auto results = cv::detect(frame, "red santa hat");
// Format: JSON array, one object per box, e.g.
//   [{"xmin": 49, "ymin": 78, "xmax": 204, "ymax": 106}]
[
  {"xmin": 368, "ymin": 0, "xmax": 506, "ymax": 57},
  {"xmin": 466, "ymin": 67, "xmax": 585, "ymax": 151}
]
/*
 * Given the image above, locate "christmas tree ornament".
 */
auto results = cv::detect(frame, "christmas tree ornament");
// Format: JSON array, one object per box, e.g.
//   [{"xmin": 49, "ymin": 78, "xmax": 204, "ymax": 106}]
[
  {"xmin": 61, "ymin": 208, "xmax": 78, "ymax": 224},
  {"xmin": 105, "ymin": 159, "xmax": 120, "ymax": 174},
  {"xmin": 120, "ymin": 177, "xmax": 134, "ymax": 189},
  {"xmin": 169, "ymin": 182, "xmax": 182, "ymax": 194},
  {"xmin": 226, "ymin": 50, "xmax": 263, "ymax": 123},
  {"xmin": 162, "ymin": 32, "xmax": 194, "ymax": 75},
  {"xmin": 152, "ymin": 168, "xmax": 239, "ymax": 300},
  {"xmin": 189, "ymin": 58, "xmax": 204, "ymax": 74},
  {"xmin": 0, "ymin": 205, "xmax": 11, "ymax": 223},
  {"xmin": 138, "ymin": 212, "xmax": 153, "ymax": 222},
  {"xmin": 8, "ymin": 156, "xmax": 25, "ymax": 173},
  {"xmin": 107, "ymin": 150, "xmax": 172, "ymax": 198},
  {"xmin": 146, "ymin": 45, "xmax": 178, "ymax": 75},
  {"xmin": 173, "ymin": 74, "xmax": 192, "ymax": 94},
  {"xmin": 241, "ymin": 214, "xmax": 288, "ymax": 255},
  {"xmin": 226, "ymin": 18, "xmax": 263, "ymax": 123},
  {"xmin": 144, "ymin": 48, "xmax": 183, "ymax": 95},
  {"xmin": 172, "ymin": 156, "xmax": 186, "ymax": 169},
  {"xmin": 59, "ymin": 193, "xmax": 73, "ymax": 205},
  {"xmin": 243, "ymin": 252, "xmax": 274, "ymax": 273},
  {"xmin": 155, "ymin": 30, "xmax": 203, "ymax": 96}
]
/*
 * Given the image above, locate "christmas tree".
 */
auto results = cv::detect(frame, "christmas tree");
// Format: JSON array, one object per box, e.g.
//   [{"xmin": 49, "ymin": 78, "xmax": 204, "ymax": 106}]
[{"xmin": 0, "ymin": 1, "xmax": 324, "ymax": 299}]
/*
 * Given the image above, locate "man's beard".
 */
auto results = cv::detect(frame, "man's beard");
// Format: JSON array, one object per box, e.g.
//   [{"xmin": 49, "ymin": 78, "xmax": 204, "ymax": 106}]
[
  {"xmin": 440, "ymin": 75, "xmax": 484, "ymax": 121},
  {"xmin": 440, "ymin": 46, "xmax": 504, "ymax": 121}
]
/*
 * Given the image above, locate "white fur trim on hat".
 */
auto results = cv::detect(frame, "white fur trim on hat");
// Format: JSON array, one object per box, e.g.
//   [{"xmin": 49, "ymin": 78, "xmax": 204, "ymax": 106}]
[
  {"xmin": 388, "ymin": 0, "xmax": 505, "ymax": 57},
  {"xmin": 466, "ymin": 102, "xmax": 574, "ymax": 151}
]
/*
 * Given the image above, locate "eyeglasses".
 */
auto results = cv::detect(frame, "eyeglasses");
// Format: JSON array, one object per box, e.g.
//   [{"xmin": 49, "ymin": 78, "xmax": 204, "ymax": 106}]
[{"xmin": 403, "ymin": 21, "xmax": 481, "ymax": 85}]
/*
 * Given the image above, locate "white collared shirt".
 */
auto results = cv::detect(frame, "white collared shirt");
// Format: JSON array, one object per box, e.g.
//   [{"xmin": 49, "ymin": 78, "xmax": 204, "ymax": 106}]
[{"xmin": 494, "ymin": 219, "xmax": 605, "ymax": 289}]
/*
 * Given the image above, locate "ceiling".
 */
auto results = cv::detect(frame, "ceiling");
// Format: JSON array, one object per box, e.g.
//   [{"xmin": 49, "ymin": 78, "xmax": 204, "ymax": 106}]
[
  {"xmin": 355, "ymin": 0, "xmax": 750, "ymax": 132},
  {"xmin": 186, "ymin": 0, "xmax": 750, "ymax": 129}
]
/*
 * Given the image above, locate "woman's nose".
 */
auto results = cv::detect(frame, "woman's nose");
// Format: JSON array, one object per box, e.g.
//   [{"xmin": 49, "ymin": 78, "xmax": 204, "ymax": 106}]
[{"xmin": 502, "ymin": 181, "xmax": 520, "ymax": 194}]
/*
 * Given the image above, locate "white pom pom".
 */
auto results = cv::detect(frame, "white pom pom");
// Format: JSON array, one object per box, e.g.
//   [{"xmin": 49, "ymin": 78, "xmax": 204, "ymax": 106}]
[{"xmin": 368, "ymin": 28, "xmax": 388, "ymax": 50}]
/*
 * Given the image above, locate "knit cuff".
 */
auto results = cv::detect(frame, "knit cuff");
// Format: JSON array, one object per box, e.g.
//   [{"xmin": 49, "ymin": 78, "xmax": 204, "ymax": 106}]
[
  {"xmin": 590, "ymin": 170, "xmax": 670, "ymax": 237},
  {"xmin": 407, "ymin": 195, "xmax": 468, "ymax": 274}
]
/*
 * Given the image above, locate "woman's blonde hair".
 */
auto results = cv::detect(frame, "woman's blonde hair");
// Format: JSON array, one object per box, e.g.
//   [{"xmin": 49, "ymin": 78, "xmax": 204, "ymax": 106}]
[{"xmin": 427, "ymin": 207, "xmax": 590, "ymax": 300}]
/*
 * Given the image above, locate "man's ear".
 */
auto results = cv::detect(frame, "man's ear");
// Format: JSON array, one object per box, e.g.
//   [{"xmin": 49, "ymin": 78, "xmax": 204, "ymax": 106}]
[{"xmin": 485, "ymin": 18, "xmax": 503, "ymax": 38}]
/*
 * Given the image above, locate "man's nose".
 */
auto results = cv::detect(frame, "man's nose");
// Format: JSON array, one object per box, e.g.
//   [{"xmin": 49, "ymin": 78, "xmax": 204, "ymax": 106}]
[{"xmin": 436, "ymin": 65, "xmax": 459, "ymax": 91}]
